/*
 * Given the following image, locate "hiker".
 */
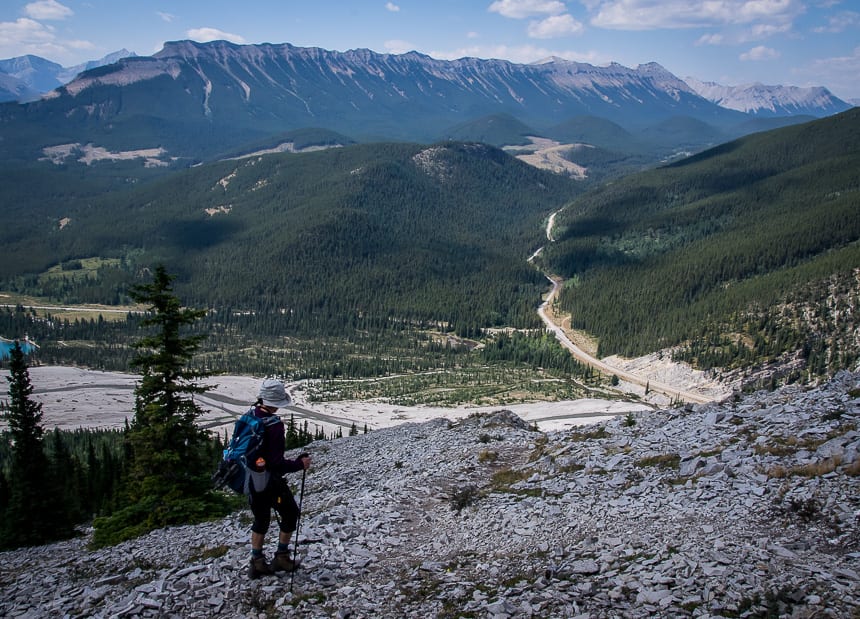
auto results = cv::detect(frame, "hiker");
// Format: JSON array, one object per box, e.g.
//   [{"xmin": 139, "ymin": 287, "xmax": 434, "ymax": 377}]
[{"xmin": 246, "ymin": 378, "xmax": 312, "ymax": 579}]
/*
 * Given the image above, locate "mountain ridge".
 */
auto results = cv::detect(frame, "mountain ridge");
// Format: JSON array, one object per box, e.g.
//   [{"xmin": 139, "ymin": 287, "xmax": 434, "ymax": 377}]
[
  {"xmin": 685, "ymin": 75, "xmax": 851, "ymax": 117},
  {"xmin": 0, "ymin": 49, "xmax": 135, "ymax": 102},
  {"xmin": 0, "ymin": 40, "xmax": 750, "ymax": 160},
  {"xmin": 1, "ymin": 42, "xmax": 849, "ymax": 120}
]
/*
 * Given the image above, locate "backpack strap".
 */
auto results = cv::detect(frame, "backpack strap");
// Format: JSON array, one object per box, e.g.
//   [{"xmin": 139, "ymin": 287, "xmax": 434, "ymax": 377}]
[{"xmin": 262, "ymin": 414, "xmax": 282, "ymax": 427}]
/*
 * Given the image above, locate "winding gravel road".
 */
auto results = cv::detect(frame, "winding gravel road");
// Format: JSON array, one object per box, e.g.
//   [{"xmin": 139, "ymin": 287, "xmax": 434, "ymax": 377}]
[{"xmin": 532, "ymin": 211, "xmax": 714, "ymax": 405}]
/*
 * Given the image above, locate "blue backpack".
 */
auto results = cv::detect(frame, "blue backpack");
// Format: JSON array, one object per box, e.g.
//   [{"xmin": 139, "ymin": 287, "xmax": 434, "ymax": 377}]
[{"xmin": 212, "ymin": 410, "xmax": 281, "ymax": 494}]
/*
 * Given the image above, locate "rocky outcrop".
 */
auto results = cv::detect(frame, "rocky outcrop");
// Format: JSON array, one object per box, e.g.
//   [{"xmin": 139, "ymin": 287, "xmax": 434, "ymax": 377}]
[{"xmin": 2, "ymin": 373, "xmax": 858, "ymax": 618}]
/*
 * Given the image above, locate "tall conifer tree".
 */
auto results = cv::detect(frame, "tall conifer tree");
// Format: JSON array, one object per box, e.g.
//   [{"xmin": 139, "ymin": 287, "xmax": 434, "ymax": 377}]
[
  {"xmin": 1, "ymin": 342, "xmax": 55, "ymax": 547},
  {"xmin": 93, "ymin": 266, "xmax": 228, "ymax": 546}
]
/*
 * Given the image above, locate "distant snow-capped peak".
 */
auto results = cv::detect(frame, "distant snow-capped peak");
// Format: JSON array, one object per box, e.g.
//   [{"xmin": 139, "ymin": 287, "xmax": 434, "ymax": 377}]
[
  {"xmin": 684, "ymin": 76, "xmax": 850, "ymax": 117},
  {"xmin": 57, "ymin": 49, "xmax": 136, "ymax": 83},
  {"xmin": 0, "ymin": 49, "xmax": 136, "ymax": 101}
]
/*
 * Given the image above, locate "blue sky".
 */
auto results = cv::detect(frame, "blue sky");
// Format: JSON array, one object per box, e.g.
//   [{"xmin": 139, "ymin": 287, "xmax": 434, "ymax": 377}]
[{"xmin": 1, "ymin": 0, "xmax": 858, "ymax": 100}]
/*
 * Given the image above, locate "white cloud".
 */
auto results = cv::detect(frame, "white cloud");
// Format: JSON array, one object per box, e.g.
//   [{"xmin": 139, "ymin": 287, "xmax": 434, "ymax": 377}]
[
  {"xmin": 0, "ymin": 4, "xmax": 100, "ymax": 62},
  {"xmin": 0, "ymin": 16, "xmax": 90, "ymax": 61},
  {"xmin": 798, "ymin": 46, "xmax": 860, "ymax": 98},
  {"xmin": 385, "ymin": 2, "xmax": 400, "ymax": 12},
  {"xmin": 467, "ymin": 31, "xmax": 480, "ymax": 38},
  {"xmin": 739, "ymin": 45, "xmax": 780, "ymax": 60},
  {"xmin": 23, "ymin": 0, "xmax": 73, "ymax": 20},
  {"xmin": 591, "ymin": 1, "xmax": 696, "ymax": 29},
  {"xmin": 488, "ymin": 0, "xmax": 567, "ymax": 19},
  {"xmin": 748, "ymin": 22, "xmax": 791, "ymax": 38},
  {"xmin": 589, "ymin": 0, "xmax": 801, "ymax": 30},
  {"xmin": 737, "ymin": 0, "xmax": 796, "ymax": 22},
  {"xmin": 813, "ymin": 11, "xmax": 860, "ymax": 33},
  {"xmin": 527, "ymin": 14, "xmax": 585, "ymax": 38},
  {"xmin": 431, "ymin": 42, "xmax": 607, "ymax": 65},
  {"xmin": 186, "ymin": 28, "xmax": 247, "ymax": 44},
  {"xmin": 695, "ymin": 32, "xmax": 724, "ymax": 45},
  {"xmin": 157, "ymin": 12, "xmax": 176, "ymax": 23},
  {"xmin": 384, "ymin": 39, "xmax": 414, "ymax": 54},
  {"xmin": 65, "ymin": 39, "xmax": 96, "ymax": 51},
  {"xmin": 0, "ymin": 17, "xmax": 54, "ymax": 51}
]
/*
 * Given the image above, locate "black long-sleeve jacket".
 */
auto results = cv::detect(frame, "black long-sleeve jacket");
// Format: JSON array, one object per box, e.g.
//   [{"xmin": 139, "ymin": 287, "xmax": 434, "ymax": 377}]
[{"xmin": 250, "ymin": 406, "xmax": 305, "ymax": 478}]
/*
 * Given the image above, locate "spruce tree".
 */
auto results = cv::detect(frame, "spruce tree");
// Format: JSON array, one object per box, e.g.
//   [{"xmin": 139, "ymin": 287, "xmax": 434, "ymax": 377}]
[
  {"xmin": 46, "ymin": 427, "xmax": 82, "ymax": 529},
  {"xmin": 93, "ymin": 266, "xmax": 228, "ymax": 546},
  {"xmin": 1, "ymin": 341, "xmax": 55, "ymax": 547}
]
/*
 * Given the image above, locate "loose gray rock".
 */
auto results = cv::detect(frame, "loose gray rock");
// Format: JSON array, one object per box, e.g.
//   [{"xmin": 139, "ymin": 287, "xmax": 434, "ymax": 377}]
[{"xmin": 1, "ymin": 374, "xmax": 859, "ymax": 617}]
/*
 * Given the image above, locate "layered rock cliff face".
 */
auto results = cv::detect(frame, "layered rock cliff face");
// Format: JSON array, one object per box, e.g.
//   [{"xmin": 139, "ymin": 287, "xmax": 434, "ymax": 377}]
[
  {"xmin": 7, "ymin": 40, "xmax": 745, "ymax": 155},
  {"xmin": 2, "ymin": 373, "xmax": 858, "ymax": 618}
]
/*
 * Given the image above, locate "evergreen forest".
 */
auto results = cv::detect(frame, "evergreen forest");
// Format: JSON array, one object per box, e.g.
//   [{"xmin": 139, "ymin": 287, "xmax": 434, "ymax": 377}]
[
  {"xmin": 0, "ymin": 140, "xmax": 586, "ymax": 379},
  {"xmin": 0, "ymin": 271, "xmax": 323, "ymax": 550},
  {"xmin": 540, "ymin": 108, "xmax": 860, "ymax": 382},
  {"xmin": 2, "ymin": 142, "xmax": 577, "ymax": 327},
  {"xmin": 1, "ymin": 111, "xmax": 858, "ymax": 398}
]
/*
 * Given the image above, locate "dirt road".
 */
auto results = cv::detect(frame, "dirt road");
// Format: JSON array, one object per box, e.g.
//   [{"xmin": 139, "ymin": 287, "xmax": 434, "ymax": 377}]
[
  {"xmin": 536, "ymin": 276, "xmax": 713, "ymax": 404},
  {"xmin": 532, "ymin": 210, "xmax": 714, "ymax": 405}
]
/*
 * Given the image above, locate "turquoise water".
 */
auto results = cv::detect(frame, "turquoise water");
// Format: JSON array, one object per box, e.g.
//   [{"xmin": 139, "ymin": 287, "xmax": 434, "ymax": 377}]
[{"xmin": 0, "ymin": 339, "xmax": 38, "ymax": 359}]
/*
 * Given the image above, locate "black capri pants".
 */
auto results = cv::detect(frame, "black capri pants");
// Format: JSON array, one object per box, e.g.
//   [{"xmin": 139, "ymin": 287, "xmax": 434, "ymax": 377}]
[{"xmin": 249, "ymin": 475, "xmax": 299, "ymax": 535}]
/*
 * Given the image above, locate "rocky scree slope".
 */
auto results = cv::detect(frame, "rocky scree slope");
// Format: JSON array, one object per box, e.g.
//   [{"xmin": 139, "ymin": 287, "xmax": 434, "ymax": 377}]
[{"xmin": 1, "ymin": 373, "xmax": 859, "ymax": 618}]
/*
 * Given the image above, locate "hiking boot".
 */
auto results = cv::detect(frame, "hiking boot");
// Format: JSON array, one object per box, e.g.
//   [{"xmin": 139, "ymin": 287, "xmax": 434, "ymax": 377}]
[
  {"xmin": 248, "ymin": 555, "xmax": 274, "ymax": 579},
  {"xmin": 272, "ymin": 550, "xmax": 296, "ymax": 572}
]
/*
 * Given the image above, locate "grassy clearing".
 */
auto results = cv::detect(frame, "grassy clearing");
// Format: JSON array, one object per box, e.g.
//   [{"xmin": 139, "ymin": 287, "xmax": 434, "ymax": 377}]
[
  {"xmin": 38, "ymin": 257, "xmax": 122, "ymax": 283},
  {"xmin": 0, "ymin": 291, "xmax": 143, "ymax": 323},
  {"xmin": 305, "ymin": 366, "xmax": 604, "ymax": 407}
]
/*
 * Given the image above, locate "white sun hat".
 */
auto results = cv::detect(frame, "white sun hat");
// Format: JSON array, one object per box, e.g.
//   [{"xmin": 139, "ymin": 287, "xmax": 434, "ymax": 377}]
[{"xmin": 257, "ymin": 378, "xmax": 292, "ymax": 408}]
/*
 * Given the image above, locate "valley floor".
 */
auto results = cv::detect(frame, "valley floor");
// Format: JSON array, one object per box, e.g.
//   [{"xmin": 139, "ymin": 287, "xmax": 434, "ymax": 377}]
[{"xmin": 0, "ymin": 365, "xmax": 653, "ymax": 438}]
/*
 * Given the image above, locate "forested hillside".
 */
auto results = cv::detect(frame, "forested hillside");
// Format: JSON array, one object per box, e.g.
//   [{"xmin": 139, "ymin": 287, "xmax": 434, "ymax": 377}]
[
  {"xmin": 3, "ymin": 109, "xmax": 857, "ymax": 387},
  {"xmin": 541, "ymin": 108, "xmax": 860, "ymax": 382},
  {"xmin": 4, "ymin": 142, "xmax": 577, "ymax": 330},
  {"xmin": 1, "ymin": 142, "xmax": 585, "ymax": 376},
  {"xmin": 441, "ymin": 114, "xmax": 536, "ymax": 147}
]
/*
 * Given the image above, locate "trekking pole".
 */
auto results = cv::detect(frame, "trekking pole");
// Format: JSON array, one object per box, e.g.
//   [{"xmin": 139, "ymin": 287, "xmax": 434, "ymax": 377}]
[{"xmin": 290, "ymin": 464, "xmax": 307, "ymax": 593}]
